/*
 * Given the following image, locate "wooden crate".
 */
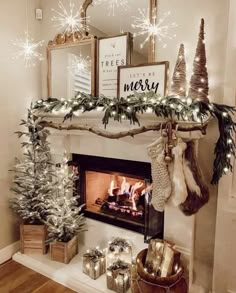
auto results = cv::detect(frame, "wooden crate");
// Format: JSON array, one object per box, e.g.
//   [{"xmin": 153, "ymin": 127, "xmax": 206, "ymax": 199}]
[
  {"xmin": 50, "ymin": 236, "xmax": 78, "ymax": 264},
  {"xmin": 20, "ymin": 224, "xmax": 47, "ymax": 254}
]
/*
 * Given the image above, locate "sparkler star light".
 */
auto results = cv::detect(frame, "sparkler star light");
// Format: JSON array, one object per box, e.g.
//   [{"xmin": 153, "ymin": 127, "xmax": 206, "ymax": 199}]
[
  {"xmin": 95, "ymin": 0, "xmax": 129, "ymax": 16},
  {"xmin": 132, "ymin": 9, "xmax": 177, "ymax": 49},
  {"xmin": 69, "ymin": 54, "xmax": 91, "ymax": 74},
  {"xmin": 52, "ymin": 1, "xmax": 89, "ymax": 35},
  {"xmin": 13, "ymin": 33, "xmax": 44, "ymax": 67}
]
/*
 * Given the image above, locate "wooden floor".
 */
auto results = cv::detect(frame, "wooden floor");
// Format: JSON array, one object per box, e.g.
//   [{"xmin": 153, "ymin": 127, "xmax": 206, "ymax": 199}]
[{"xmin": 0, "ymin": 260, "xmax": 75, "ymax": 293}]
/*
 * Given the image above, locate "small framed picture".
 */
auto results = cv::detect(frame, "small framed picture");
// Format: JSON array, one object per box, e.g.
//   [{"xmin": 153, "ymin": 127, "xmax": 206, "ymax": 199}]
[
  {"xmin": 97, "ymin": 33, "xmax": 133, "ymax": 97},
  {"xmin": 118, "ymin": 62, "xmax": 169, "ymax": 98}
]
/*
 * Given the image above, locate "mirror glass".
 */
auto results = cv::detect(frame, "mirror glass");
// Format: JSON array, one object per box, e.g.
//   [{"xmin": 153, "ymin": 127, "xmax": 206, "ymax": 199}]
[
  {"xmin": 50, "ymin": 43, "xmax": 93, "ymax": 99},
  {"xmin": 88, "ymin": 0, "xmax": 150, "ymax": 64}
]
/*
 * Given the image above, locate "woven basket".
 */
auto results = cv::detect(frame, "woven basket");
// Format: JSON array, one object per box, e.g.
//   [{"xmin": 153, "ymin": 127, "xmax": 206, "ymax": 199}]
[{"xmin": 135, "ymin": 249, "xmax": 188, "ymax": 293}]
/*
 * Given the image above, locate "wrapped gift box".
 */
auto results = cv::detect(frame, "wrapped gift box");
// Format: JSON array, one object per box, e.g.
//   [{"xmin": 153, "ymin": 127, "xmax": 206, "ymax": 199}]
[
  {"xmin": 107, "ymin": 238, "xmax": 132, "ymax": 269},
  {"xmin": 83, "ymin": 248, "xmax": 106, "ymax": 280},
  {"xmin": 107, "ymin": 260, "xmax": 131, "ymax": 293}
]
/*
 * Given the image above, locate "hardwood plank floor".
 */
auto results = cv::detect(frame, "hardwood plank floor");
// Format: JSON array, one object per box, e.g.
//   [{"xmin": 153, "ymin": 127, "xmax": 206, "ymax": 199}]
[{"xmin": 0, "ymin": 260, "xmax": 75, "ymax": 293}]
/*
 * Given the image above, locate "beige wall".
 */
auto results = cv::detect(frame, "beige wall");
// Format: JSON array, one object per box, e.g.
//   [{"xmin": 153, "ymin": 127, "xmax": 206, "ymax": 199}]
[{"xmin": 0, "ymin": 0, "xmax": 42, "ymax": 250}]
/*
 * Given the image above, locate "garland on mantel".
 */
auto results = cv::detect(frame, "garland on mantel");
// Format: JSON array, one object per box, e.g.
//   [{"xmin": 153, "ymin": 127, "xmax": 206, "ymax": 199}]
[{"xmin": 32, "ymin": 91, "xmax": 236, "ymax": 184}]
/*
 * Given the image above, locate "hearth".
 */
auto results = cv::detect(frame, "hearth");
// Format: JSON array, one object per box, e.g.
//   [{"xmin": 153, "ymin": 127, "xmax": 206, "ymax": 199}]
[{"xmin": 72, "ymin": 154, "xmax": 164, "ymax": 241}]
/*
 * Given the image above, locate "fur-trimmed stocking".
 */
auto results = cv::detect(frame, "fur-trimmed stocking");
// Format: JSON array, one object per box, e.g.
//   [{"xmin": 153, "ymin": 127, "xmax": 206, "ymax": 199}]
[
  {"xmin": 170, "ymin": 140, "xmax": 188, "ymax": 206},
  {"xmin": 180, "ymin": 140, "xmax": 209, "ymax": 215}
]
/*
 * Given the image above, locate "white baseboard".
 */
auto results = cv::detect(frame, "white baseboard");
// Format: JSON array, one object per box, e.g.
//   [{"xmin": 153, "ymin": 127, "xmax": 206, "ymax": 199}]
[{"xmin": 0, "ymin": 241, "xmax": 20, "ymax": 264}]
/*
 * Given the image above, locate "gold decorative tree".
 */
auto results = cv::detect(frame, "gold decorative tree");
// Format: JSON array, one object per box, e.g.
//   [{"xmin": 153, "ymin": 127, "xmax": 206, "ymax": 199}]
[
  {"xmin": 188, "ymin": 18, "xmax": 209, "ymax": 102},
  {"xmin": 171, "ymin": 43, "xmax": 187, "ymax": 97}
]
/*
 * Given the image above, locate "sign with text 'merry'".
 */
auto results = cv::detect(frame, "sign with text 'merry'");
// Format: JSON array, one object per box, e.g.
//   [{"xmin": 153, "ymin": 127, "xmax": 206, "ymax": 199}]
[
  {"xmin": 98, "ymin": 33, "xmax": 132, "ymax": 97},
  {"xmin": 118, "ymin": 62, "xmax": 169, "ymax": 98}
]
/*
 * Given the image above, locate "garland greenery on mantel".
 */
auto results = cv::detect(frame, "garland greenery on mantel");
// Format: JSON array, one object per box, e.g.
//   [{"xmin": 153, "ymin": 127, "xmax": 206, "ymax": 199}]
[{"xmin": 32, "ymin": 91, "xmax": 236, "ymax": 184}]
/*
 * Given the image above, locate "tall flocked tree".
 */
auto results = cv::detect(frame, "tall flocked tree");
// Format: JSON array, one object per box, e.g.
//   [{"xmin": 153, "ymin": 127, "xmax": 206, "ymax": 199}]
[
  {"xmin": 44, "ymin": 153, "xmax": 86, "ymax": 243},
  {"xmin": 10, "ymin": 106, "xmax": 55, "ymax": 223}
]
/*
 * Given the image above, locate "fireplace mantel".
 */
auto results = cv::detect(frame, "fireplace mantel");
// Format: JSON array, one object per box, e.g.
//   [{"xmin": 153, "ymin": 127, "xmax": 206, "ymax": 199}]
[
  {"xmin": 44, "ymin": 111, "xmax": 202, "ymax": 289},
  {"xmin": 42, "ymin": 111, "xmax": 206, "ymax": 142}
]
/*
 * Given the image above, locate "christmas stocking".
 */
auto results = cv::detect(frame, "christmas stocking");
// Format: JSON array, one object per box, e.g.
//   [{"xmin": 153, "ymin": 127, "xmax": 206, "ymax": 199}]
[
  {"xmin": 151, "ymin": 153, "xmax": 172, "ymax": 212},
  {"xmin": 170, "ymin": 139, "xmax": 188, "ymax": 206},
  {"xmin": 147, "ymin": 137, "xmax": 171, "ymax": 212},
  {"xmin": 180, "ymin": 140, "xmax": 209, "ymax": 215}
]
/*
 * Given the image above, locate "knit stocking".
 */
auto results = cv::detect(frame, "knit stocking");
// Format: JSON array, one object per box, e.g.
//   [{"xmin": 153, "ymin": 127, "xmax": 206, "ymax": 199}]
[
  {"xmin": 151, "ymin": 153, "xmax": 172, "ymax": 212},
  {"xmin": 147, "ymin": 137, "xmax": 171, "ymax": 212}
]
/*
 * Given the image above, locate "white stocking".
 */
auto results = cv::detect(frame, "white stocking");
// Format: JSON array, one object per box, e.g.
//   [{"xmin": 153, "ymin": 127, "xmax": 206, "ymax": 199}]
[{"xmin": 171, "ymin": 140, "xmax": 188, "ymax": 206}]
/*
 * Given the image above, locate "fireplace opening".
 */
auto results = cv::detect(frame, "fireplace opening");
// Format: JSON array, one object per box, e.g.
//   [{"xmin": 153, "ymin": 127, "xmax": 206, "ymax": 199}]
[{"xmin": 72, "ymin": 154, "xmax": 164, "ymax": 241}]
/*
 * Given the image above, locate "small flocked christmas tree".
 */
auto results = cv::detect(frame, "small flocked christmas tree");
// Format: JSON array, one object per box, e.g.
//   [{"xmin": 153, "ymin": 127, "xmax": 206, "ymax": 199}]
[
  {"xmin": 10, "ymin": 107, "xmax": 54, "ymax": 224},
  {"xmin": 44, "ymin": 153, "xmax": 86, "ymax": 243}
]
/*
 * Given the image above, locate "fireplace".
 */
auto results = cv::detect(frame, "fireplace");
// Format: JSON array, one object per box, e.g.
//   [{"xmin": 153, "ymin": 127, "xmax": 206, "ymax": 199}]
[{"xmin": 72, "ymin": 154, "xmax": 164, "ymax": 241}]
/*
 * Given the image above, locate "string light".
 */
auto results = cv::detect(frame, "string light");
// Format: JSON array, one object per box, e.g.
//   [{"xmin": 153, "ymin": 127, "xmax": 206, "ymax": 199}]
[
  {"xmin": 132, "ymin": 9, "xmax": 177, "ymax": 49},
  {"xmin": 52, "ymin": 1, "xmax": 89, "ymax": 35},
  {"xmin": 94, "ymin": 0, "xmax": 129, "ymax": 16},
  {"xmin": 13, "ymin": 32, "xmax": 44, "ymax": 67}
]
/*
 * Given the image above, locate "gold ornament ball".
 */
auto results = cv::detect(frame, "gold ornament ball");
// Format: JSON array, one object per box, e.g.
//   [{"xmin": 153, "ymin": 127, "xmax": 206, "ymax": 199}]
[
  {"xmin": 55, "ymin": 33, "xmax": 65, "ymax": 44},
  {"xmin": 162, "ymin": 131, "xmax": 168, "ymax": 137},
  {"xmin": 165, "ymin": 155, "xmax": 172, "ymax": 163}
]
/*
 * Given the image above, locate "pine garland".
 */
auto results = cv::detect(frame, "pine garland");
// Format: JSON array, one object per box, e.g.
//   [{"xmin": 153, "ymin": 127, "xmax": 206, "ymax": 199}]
[{"xmin": 32, "ymin": 91, "xmax": 236, "ymax": 185}]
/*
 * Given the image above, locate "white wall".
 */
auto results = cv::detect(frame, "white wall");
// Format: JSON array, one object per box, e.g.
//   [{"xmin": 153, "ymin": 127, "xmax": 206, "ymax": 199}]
[{"xmin": 0, "ymin": 0, "xmax": 42, "ymax": 251}]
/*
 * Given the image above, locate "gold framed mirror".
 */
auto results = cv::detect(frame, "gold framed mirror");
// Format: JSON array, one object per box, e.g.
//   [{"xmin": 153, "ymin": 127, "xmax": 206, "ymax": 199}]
[
  {"xmin": 47, "ymin": 0, "xmax": 157, "ymax": 98},
  {"xmin": 47, "ymin": 37, "xmax": 96, "ymax": 98}
]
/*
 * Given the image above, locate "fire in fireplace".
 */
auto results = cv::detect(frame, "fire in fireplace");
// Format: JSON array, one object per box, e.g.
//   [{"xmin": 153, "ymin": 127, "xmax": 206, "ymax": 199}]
[{"xmin": 72, "ymin": 154, "xmax": 164, "ymax": 241}]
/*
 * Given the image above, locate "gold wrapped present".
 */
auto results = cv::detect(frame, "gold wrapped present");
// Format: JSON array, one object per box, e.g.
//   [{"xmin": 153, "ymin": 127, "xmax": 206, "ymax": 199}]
[
  {"xmin": 107, "ymin": 238, "xmax": 132, "ymax": 269},
  {"xmin": 83, "ymin": 248, "xmax": 106, "ymax": 280},
  {"xmin": 106, "ymin": 260, "xmax": 131, "ymax": 293}
]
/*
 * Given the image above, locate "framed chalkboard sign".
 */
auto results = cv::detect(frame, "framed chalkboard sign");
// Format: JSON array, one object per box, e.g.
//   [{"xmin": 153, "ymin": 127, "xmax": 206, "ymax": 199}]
[{"xmin": 118, "ymin": 61, "xmax": 169, "ymax": 98}]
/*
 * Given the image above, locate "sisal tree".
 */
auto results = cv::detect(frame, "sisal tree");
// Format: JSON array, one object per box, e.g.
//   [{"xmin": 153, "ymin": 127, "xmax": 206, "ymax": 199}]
[
  {"xmin": 171, "ymin": 43, "xmax": 187, "ymax": 97},
  {"xmin": 44, "ymin": 154, "xmax": 86, "ymax": 243},
  {"xmin": 10, "ymin": 106, "xmax": 55, "ymax": 224},
  {"xmin": 188, "ymin": 18, "xmax": 209, "ymax": 102}
]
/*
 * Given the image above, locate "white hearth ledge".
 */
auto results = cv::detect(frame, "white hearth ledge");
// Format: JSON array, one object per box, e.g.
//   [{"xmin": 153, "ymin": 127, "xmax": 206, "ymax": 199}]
[{"xmin": 13, "ymin": 251, "xmax": 130, "ymax": 293}]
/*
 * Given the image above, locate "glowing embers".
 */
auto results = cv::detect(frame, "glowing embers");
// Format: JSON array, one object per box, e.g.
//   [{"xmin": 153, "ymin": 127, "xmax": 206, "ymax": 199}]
[{"xmin": 86, "ymin": 171, "xmax": 151, "ymax": 221}]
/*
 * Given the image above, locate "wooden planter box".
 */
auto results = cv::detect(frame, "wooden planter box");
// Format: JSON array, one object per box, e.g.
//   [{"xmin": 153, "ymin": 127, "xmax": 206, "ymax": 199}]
[
  {"xmin": 20, "ymin": 224, "xmax": 47, "ymax": 254},
  {"xmin": 50, "ymin": 236, "xmax": 78, "ymax": 264}
]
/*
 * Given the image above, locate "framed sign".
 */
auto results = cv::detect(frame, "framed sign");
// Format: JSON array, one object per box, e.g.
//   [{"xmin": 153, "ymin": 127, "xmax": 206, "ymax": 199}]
[
  {"xmin": 97, "ymin": 33, "xmax": 133, "ymax": 97},
  {"xmin": 118, "ymin": 62, "xmax": 169, "ymax": 98}
]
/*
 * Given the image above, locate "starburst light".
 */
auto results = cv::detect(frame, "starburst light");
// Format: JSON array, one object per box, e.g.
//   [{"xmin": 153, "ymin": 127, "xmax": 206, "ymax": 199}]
[
  {"xmin": 69, "ymin": 54, "xmax": 91, "ymax": 74},
  {"xmin": 13, "ymin": 33, "xmax": 44, "ymax": 67},
  {"xmin": 94, "ymin": 0, "xmax": 129, "ymax": 16},
  {"xmin": 132, "ymin": 9, "xmax": 177, "ymax": 49},
  {"xmin": 52, "ymin": 1, "xmax": 89, "ymax": 35}
]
